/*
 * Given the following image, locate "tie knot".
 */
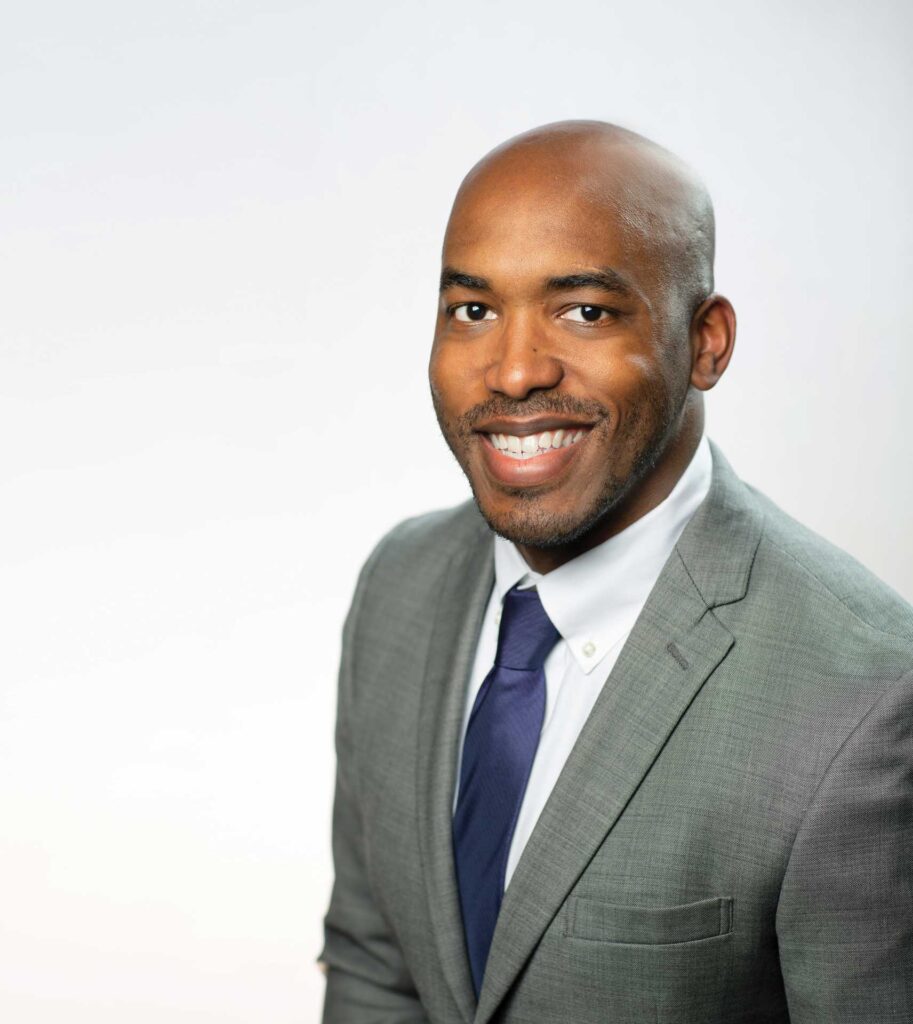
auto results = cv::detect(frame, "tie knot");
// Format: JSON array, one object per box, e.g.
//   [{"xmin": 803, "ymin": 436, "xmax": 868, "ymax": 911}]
[{"xmin": 494, "ymin": 585, "xmax": 561, "ymax": 671}]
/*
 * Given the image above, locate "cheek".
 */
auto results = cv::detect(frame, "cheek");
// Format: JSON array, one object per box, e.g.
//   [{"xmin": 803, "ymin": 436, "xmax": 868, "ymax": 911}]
[
  {"xmin": 428, "ymin": 339, "xmax": 454, "ymax": 409},
  {"xmin": 620, "ymin": 355, "xmax": 676, "ymax": 420},
  {"xmin": 622, "ymin": 353, "xmax": 669, "ymax": 393},
  {"xmin": 569, "ymin": 349, "xmax": 669, "ymax": 408},
  {"xmin": 429, "ymin": 339, "xmax": 486, "ymax": 415}
]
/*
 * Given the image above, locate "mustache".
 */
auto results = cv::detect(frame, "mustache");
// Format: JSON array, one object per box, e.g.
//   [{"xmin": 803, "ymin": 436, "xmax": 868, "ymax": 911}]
[{"xmin": 456, "ymin": 394, "xmax": 610, "ymax": 432}]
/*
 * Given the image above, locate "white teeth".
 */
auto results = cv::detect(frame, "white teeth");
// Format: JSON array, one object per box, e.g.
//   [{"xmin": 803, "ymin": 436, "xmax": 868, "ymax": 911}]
[{"xmin": 490, "ymin": 428, "xmax": 589, "ymax": 459}]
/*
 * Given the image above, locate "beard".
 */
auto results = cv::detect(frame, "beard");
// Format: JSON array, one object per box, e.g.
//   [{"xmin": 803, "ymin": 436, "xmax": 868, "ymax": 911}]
[{"xmin": 431, "ymin": 385, "xmax": 682, "ymax": 551}]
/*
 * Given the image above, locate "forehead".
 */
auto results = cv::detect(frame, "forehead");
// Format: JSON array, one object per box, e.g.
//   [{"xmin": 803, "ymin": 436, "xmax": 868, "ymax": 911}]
[{"xmin": 443, "ymin": 167, "xmax": 654, "ymax": 290}]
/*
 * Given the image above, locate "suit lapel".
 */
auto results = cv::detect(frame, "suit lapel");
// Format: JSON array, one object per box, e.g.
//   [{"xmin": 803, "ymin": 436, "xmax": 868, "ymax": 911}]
[
  {"xmin": 416, "ymin": 530, "xmax": 494, "ymax": 1024},
  {"xmin": 475, "ymin": 441, "xmax": 764, "ymax": 1024}
]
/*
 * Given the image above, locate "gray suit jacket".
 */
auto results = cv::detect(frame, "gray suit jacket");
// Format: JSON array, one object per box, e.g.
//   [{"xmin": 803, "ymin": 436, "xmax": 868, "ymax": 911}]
[{"xmin": 321, "ymin": 441, "xmax": 913, "ymax": 1023}]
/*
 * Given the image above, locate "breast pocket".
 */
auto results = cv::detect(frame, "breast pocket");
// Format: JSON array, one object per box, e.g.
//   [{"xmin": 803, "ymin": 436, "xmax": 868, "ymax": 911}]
[
  {"xmin": 540, "ymin": 895, "xmax": 734, "ymax": 1023},
  {"xmin": 565, "ymin": 895, "xmax": 733, "ymax": 944}
]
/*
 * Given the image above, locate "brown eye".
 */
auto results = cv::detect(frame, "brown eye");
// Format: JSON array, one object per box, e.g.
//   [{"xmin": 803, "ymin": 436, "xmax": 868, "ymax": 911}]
[
  {"xmin": 453, "ymin": 303, "xmax": 496, "ymax": 323},
  {"xmin": 560, "ymin": 305, "xmax": 614, "ymax": 324}
]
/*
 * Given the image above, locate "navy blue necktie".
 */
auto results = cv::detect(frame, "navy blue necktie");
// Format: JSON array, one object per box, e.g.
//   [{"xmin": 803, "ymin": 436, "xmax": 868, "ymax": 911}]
[{"xmin": 453, "ymin": 584, "xmax": 560, "ymax": 997}]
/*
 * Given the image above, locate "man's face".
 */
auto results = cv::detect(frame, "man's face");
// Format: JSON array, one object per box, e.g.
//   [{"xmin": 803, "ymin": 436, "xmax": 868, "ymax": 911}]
[{"xmin": 429, "ymin": 157, "xmax": 696, "ymax": 555}]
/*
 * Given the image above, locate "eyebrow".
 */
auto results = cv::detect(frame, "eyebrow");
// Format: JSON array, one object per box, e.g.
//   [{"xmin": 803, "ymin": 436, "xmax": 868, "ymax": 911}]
[
  {"xmin": 439, "ymin": 265, "xmax": 634, "ymax": 299},
  {"xmin": 439, "ymin": 267, "xmax": 491, "ymax": 292},
  {"xmin": 544, "ymin": 269, "xmax": 634, "ymax": 299}
]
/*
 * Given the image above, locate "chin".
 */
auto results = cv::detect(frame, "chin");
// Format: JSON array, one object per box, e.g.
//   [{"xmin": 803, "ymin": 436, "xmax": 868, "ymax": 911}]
[{"xmin": 472, "ymin": 487, "xmax": 621, "ymax": 551}]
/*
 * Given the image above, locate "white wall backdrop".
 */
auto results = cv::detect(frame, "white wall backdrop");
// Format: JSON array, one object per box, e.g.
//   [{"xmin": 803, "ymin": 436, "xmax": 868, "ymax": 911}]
[{"xmin": 1, "ymin": 1, "xmax": 910, "ymax": 1020}]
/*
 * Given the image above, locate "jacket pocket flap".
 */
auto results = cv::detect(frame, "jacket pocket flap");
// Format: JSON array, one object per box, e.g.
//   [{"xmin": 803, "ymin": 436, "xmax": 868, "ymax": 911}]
[{"xmin": 566, "ymin": 895, "xmax": 733, "ymax": 944}]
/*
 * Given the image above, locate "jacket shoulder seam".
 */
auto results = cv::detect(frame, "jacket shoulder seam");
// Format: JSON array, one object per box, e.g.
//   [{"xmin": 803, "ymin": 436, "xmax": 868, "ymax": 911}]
[{"xmin": 761, "ymin": 534, "xmax": 913, "ymax": 644}]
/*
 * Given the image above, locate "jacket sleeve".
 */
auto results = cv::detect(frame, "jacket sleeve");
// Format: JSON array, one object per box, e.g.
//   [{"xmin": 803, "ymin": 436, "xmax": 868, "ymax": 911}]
[
  {"xmin": 776, "ymin": 667, "xmax": 913, "ymax": 1021},
  {"xmin": 320, "ymin": 540, "xmax": 430, "ymax": 1024}
]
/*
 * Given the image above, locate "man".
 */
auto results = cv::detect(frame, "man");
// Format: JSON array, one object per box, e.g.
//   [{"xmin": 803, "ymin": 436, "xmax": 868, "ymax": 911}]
[{"xmin": 320, "ymin": 121, "xmax": 913, "ymax": 1022}]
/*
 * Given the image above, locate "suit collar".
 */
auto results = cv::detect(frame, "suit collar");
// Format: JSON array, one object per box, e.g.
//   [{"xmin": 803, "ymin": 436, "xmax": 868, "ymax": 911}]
[{"xmin": 676, "ymin": 438, "xmax": 764, "ymax": 608}]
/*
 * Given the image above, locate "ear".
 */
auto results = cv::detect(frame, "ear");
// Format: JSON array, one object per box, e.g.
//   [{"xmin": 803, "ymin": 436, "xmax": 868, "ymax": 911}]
[{"xmin": 690, "ymin": 294, "xmax": 736, "ymax": 391}]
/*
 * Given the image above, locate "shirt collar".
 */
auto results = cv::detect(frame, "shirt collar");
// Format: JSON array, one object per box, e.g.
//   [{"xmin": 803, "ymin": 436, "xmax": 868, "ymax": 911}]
[{"xmin": 493, "ymin": 434, "xmax": 714, "ymax": 674}]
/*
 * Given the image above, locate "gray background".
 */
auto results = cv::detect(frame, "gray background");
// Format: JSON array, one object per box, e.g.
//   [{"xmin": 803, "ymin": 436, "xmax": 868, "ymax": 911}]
[{"xmin": 1, "ymin": 1, "xmax": 910, "ymax": 1021}]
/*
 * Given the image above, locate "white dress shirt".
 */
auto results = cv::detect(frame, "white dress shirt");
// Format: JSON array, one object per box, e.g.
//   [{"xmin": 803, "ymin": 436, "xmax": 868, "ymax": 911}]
[{"xmin": 454, "ymin": 434, "xmax": 713, "ymax": 888}]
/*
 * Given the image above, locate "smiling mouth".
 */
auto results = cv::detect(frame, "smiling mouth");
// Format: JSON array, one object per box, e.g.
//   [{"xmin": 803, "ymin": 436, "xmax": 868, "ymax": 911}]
[{"xmin": 486, "ymin": 427, "xmax": 589, "ymax": 459}]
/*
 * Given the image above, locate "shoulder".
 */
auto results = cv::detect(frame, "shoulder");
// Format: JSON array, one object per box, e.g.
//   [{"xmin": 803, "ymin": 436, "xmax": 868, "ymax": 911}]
[
  {"xmin": 365, "ymin": 498, "xmax": 489, "ymax": 576},
  {"xmin": 712, "ymin": 474, "xmax": 913, "ymax": 748},
  {"xmin": 747, "ymin": 484, "xmax": 913, "ymax": 649},
  {"xmin": 376, "ymin": 498, "xmax": 490, "ymax": 563},
  {"xmin": 337, "ymin": 500, "xmax": 493, "ymax": 707},
  {"xmin": 701, "ymin": 441, "xmax": 913, "ymax": 654},
  {"xmin": 348, "ymin": 498, "xmax": 491, "ymax": 616},
  {"xmin": 702, "ymin": 454, "xmax": 913, "ymax": 777}
]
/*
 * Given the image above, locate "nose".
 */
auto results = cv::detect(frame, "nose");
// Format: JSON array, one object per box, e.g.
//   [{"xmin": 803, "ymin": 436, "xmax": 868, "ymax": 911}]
[{"xmin": 483, "ymin": 314, "xmax": 564, "ymax": 399}]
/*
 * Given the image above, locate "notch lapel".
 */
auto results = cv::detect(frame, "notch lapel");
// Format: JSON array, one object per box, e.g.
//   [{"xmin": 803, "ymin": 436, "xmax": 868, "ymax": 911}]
[
  {"xmin": 475, "ymin": 441, "xmax": 764, "ymax": 1024},
  {"xmin": 416, "ymin": 530, "xmax": 494, "ymax": 1024}
]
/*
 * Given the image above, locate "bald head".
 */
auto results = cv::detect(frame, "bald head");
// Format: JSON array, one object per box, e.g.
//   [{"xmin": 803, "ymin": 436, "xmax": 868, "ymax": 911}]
[{"xmin": 446, "ymin": 120, "xmax": 715, "ymax": 324}]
